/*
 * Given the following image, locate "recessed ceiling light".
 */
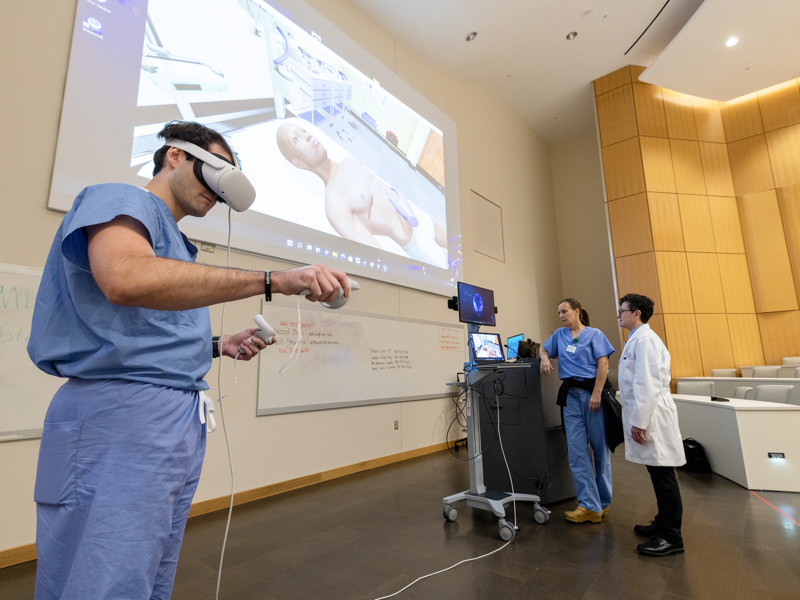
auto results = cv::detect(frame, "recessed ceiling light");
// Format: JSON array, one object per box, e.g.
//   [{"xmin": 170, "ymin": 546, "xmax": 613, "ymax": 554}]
[
  {"xmin": 726, "ymin": 36, "xmax": 739, "ymax": 47},
  {"xmin": 466, "ymin": 32, "xmax": 477, "ymax": 42},
  {"xmin": 566, "ymin": 31, "xmax": 578, "ymax": 40}
]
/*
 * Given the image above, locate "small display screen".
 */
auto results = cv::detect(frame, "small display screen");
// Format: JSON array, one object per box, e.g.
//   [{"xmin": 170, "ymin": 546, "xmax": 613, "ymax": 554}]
[
  {"xmin": 457, "ymin": 282, "xmax": 495, "ymax": 326},
  {"xmin": 469, "ymin": 332, "xmax": 505, "ymax": 363},
  {"xmin": 507, "ymin": 334, "xmax": 524, "ymax": 359}
]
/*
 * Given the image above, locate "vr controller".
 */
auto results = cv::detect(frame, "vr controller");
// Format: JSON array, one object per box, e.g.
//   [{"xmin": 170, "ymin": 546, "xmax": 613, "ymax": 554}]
[
  {"xmin": 164, "ymin": 138, "xmax": 256, "ymax": 212},
  {"xmin": 252, "ymin": 277, "xmax": 359, "ymax": 342},
  {"xmin": 302, "ymin": 277, "xmax": 360, "ymax": 309},
  {"xmin": 253, "ymin": 315, "xmax": 277, "ymax": 345}
]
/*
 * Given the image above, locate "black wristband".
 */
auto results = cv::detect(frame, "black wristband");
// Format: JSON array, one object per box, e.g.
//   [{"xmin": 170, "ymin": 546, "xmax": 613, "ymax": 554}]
[
  {"xmin": 265, "ymin": 271, "xmax": 272, "ymax": 302},
  {"xmin": 212, "ymin": 335, "xmax": 220, "ymax": 359}
]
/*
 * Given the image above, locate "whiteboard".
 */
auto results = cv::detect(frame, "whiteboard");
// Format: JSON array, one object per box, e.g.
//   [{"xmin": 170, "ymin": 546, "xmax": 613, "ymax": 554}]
[
  {"xmin": 0, "ymin": 264, "xmax": 63, "ymax": 441},
  {"xmin": 256, "ymin": 300, "xmax": 467, "ymax": 415}
]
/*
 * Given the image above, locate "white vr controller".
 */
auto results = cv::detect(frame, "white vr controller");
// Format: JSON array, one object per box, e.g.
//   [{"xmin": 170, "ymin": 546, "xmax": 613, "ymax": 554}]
[
  {"xmin": 164, "ymin": 138, "xmax": 256, "ymax": 212},
  {"xmin": 253, "ymin": 277, "xmax": 360, "ymax": 343},
  {"xmin": 302, "ymin": 277, "xmax": 360, "ymax": 310},
  {"xmin": 253, "ymin": 314, "xmax": 278, "ymax": 345}
]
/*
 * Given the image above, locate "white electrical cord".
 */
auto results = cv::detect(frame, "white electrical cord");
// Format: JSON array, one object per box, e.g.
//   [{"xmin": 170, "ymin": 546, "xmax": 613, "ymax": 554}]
[
  {"xmin": 278, "ymin": 297, "xmax": 304, "ymax": 375},
  {"xmin": 495, "ymin": 388, "xmax": 518, "ymax": 530},
  {"xmin": 212, "ymin": 208, "xmax": 238, "ymax": 600},
  {"xmin": 373, "ymin": 540, "xmax": 512, "ymax": 600},
  {"xmin": 374, "ymin": 378, "xmax": 518, "ymax": 600}
]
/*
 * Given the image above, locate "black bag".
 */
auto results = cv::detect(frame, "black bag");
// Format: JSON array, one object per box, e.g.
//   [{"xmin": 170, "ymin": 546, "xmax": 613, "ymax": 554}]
[
  {"xmin": 679, "ymin": 438, "xmax": 711, "ymax": 473},
  {"xmin": 518, "ymin": 339, "xmax": 539, "ymax": 358},
  {"xmin": 601, "ymin": 387, "xmax": 624, "ymax": 453}
]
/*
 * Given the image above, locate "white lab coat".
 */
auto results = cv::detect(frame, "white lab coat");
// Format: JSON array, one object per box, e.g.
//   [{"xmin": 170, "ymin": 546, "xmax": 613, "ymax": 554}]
[{"xmin": 618, "ymin": 324, "xmax": 686, "ymax": 467}]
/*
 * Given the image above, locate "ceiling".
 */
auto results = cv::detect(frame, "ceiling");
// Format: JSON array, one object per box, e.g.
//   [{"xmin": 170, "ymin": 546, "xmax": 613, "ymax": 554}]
[{"xmin": 341, "ymin": 0, "xmax": 800, "ymax": 145}]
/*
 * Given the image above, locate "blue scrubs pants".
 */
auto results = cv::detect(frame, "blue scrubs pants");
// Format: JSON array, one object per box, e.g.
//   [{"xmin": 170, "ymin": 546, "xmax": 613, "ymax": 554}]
[
  {"xmin": 563, "ymin": 388, "xmax": 612, "ymax": 513},
  {"xmin": 34, "ymin": 379, "xmax": 207, "ymax": 600}
]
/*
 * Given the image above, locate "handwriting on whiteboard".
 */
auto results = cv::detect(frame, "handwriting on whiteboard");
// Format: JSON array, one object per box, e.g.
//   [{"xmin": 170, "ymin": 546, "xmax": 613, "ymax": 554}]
[{"xmin": 439, "ymin": 326, "xmax": 463, "ymax": 351}]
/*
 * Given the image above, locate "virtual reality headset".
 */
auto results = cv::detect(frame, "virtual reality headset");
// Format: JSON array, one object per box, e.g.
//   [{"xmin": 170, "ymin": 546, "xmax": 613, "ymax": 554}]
[{"xmin": 164, "ymin": 138, "xmax": 256, "ymax": 212}]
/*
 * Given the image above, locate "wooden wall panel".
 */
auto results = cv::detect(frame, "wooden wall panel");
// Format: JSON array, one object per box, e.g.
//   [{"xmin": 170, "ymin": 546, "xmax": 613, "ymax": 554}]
[
  {"xmin": 647, "ymin": 193, "xmax": 684, "ymax": 251},
  {"xmin": 655, "ymin": 252, "xmax": 694, "ymax": 313},
  {"xmin": 699, "ymin": 142, "xmax": 736, "ymax": 197},
  {"xmin": 696, "ymin": 314, "xmax": 736, "ymax": 375},
  {"xmin": 738, "ymin": 190, "xmax": 799, "ymax": 313},
  {"xmin": 602, "ymin": 137, "xmax": 646, "ymax": 201},
  {"xmin": 727, "ymin": 135, "xmax": 775, "ymax": 196},
  {"xmin": 727, "ymin": 314, "xmax": 765, "ymax": 368},
  {"xmin": 757, "ymin": 311, "xmax": 800, "ymax": 365},
  {"xmin": 678, "ymin": 195, "xmax": 715, "ymax": 252},
  {"xmin": 607, "ymin": 194, "xmax": 653, "ymax": 257},
  {"xmin": 686, "ymin": 253, "xmax": 725, "ymax": 313},
  {"xmin": 717, "ymin": 254, "xmax": 756, "ymax": 313},
  {"xmin": 692, "ymin": 97, "xmax": 726, "ymax": 143},
  {"xmin": 623, "ymin": 313, "xmax": 667, "ymax": 344},
  {"xmin": 597, "ymin": 69, "xmax": 800, "ymax": 380},
  {"xmin": 615, "ymin": 252, "xmax": 661, "ymax": 313},
  {"xmin": 632, "ymin": 83, "xmax": 669, "ymax": 138},
  {"xmin": 597, "ymin": 85, "xmax": 638, "ymax": 147},
  {"xmin": 757, "ymin": 80, "xmax": 800, "ymax": 132},
  {"xmin": 720, "ymin": 93, "xmax": 764, "ymax": 142},
  {"xmin": 708, "ymin": 197, "xmax": 745, "ymax": 253},
  {"xmin": 629, "ymin": 65, "xmax": 647, "ymax": 82},
  {"xmin": 640, "ymin": 137, "xmax": 676, "ymax": 193},
  {"xmin": 663, "ymin": 314, "xmax": 704, "ymax": 377},
  {"xmin": 765, "ymin": 123, "xmax": 800, "ymax": 188},
  {"xmin": 662, "ymin": 88, "xmax": 698, "ymax": 140},
  {"xmin": 670, "ymin": 140, "xmax": 707, "ymax": 195},
  {"xmin": 777, "ymin": 184, "xmax": 800, "ymax": 302},
  {"xmin": 595, "ymin": 66, "xmax": 632, "ymax": 96},
  {"xmin": 648, "ymin": 313, "xmax": 666, "ymax": 345}
]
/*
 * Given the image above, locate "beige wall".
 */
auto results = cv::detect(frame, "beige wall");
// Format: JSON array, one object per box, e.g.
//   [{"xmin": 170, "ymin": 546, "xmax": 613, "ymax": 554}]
[
  {"xmin": 550, "ymin": 131, "xmax": 621, "ymax": 364},
  {"xmin": 0, "ymin": 0, "xmax": 563, "ymax": 556}
]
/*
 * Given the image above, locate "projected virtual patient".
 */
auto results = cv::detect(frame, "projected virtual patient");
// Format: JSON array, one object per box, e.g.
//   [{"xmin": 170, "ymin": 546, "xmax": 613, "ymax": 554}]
[{"xmin": 276, "ymin": 123, "xmax": 448, "ymax": 268}]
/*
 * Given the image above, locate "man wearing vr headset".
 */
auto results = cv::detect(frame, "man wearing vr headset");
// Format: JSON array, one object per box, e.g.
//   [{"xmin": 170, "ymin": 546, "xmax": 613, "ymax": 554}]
[{"xmin": 28, "ymin": 121, "xmax": 350, "ymax": 600}]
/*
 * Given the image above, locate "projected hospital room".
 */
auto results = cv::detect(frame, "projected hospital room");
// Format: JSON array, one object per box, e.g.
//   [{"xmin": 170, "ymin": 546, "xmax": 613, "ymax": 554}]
[{"xmin": 133, "ymin": 0, "xmax": 450, "ymax": 270}]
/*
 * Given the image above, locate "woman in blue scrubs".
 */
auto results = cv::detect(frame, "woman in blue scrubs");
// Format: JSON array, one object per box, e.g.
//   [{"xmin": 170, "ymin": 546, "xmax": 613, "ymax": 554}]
[{"xmin": 541, "ymin": 298, "xmax": 615, "ymax": 523}]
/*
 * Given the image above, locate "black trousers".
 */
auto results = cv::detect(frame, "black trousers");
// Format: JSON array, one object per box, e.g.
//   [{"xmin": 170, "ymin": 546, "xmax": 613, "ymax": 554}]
[{"xmin": 646, "ymin": 465, "xmax": 683, "ymax": 543}]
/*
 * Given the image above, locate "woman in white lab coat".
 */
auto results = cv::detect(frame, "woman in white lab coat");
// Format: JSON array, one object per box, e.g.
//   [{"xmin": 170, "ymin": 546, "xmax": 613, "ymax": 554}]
[{"xmin": 617, "ymin": 293, "xmax": 686, "ymax": 557}]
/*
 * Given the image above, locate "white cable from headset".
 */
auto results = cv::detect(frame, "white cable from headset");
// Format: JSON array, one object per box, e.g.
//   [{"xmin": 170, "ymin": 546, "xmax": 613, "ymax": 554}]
[
  {"xmin": 213, "ymin": 208, "xmax": 238, "ymax": 600},
  {"xmin": 374, "ymin": 380, "xmax": 518, "ymax": 600}
]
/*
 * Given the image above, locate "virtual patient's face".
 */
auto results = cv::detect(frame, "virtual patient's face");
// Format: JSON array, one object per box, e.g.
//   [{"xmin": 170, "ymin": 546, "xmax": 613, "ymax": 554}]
[{"xmin": 280, "ymin": 124, "xmax": 327, "ymax": 167}]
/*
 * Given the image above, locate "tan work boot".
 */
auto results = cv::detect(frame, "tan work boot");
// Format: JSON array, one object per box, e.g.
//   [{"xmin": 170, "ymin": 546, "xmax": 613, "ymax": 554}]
[
  {"xmin": 601, "ymin": 505, "xmax": 611, "ymax": 517},
  {"xmin": 565, "ymin": 506, "xmax": 603, "ymax": 523}
]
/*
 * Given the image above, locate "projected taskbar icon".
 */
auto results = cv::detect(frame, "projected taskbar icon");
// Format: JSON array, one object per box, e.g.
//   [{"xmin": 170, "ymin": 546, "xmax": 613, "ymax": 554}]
[
  {"xmin": 285, "ymin": 238, "xmax": 388, "ymax": 272},
  {"xmin": 82, "ymin": 16, "xmax": 104, "ymax": 38}
]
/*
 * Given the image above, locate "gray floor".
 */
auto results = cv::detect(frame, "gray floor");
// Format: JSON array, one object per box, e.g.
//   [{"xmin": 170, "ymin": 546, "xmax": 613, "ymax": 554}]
[{"xmin": 2, "ymin": 448, "xmax": 799, "ymax": 599}]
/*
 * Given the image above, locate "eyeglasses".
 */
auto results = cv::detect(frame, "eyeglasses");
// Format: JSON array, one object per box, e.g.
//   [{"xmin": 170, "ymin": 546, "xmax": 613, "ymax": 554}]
[{"xmin": 617, "ymin": 309, "xmax": 634, "ymax": 317}]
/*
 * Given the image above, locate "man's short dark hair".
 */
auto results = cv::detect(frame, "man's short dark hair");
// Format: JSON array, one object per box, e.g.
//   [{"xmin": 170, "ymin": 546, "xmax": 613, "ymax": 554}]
[
  {"xmin": 152, "ymin": 121, "xmax": 234, "ymax": 176},
  {"xmin": 619, "ymin": 293, "xmax": 654, "ymax": 323}
]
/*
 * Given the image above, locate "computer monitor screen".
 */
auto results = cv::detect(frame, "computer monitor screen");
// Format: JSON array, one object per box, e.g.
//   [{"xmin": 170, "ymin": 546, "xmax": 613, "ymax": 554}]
[
  {"xmin": 507, "ymin": 334, "xmax": 524, "ymax": 359},
  {"xmin": 469, "ymin": 332, "xmax": 505, "ymax": 364},
  {"xmin": 457, "ymin": 282, "xmax": 495, "ymax": 326}
]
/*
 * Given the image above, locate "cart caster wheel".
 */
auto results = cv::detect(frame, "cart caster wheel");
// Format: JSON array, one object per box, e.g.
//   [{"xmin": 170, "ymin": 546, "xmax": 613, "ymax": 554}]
[
  {"xmin": 498, "ymin": 520, "xmax": 515, "ymax": 541},
  {"xmin": 443, "ymin": 505, "xmax": 458, "ymax": 522},
  {"xmin": 534, "ymin": 506, "xmax": 550, "ymax": 524}
]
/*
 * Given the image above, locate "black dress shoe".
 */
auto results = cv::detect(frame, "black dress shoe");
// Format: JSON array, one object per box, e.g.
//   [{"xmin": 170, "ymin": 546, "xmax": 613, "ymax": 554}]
[
  {"xmin": 633, "ymin": 521, "xmax": 658, "ymax": 538},
  {"xmin": 637, "ymin": 536, "xmax": 684, "ymax": 557}
]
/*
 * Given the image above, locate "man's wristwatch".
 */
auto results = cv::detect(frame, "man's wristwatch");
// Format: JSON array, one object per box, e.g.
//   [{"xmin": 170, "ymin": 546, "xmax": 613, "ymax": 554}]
[
  {"xmin": 212, "ymin": 335, "xmax": 220, "ymax": 359},
  {"xmin": 265, "ymin": 271, "xmax": 272, "ymax": 302}
]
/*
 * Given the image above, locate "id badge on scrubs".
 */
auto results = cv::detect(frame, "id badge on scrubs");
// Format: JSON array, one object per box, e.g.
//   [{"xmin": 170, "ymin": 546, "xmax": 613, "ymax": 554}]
[{"xmin": 566, "ymin": 344, "xmax": 577, "ymax": 353}]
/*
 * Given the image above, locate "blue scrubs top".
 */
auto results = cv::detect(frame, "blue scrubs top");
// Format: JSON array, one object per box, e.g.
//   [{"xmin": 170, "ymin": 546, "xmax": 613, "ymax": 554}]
[
  {"xmin": 28, "ymin": 183, "xmax": 212, "ymax": 391},
  {"xmin": 543, "ymin": 326, "xmax": 614, "ymax": 380}
]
